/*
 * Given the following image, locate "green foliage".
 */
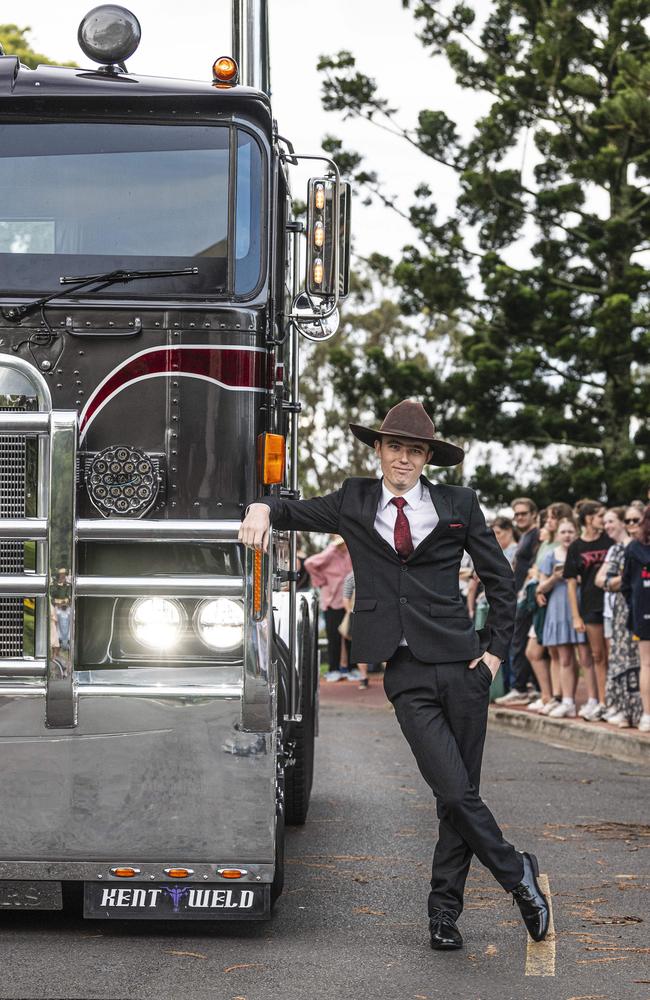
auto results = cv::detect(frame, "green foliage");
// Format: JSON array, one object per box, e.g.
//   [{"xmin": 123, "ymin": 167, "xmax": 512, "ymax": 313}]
[
  {"xmin": 0, "ymin": 24, "xmax": 75, "ymax": 68},
  {"xmin": 316, "ymin": 1, "xmax": 650, "ymax": 502},
  {"xmin": 298, "ymin": 259, "xmax": 468, "ymax": 495}
]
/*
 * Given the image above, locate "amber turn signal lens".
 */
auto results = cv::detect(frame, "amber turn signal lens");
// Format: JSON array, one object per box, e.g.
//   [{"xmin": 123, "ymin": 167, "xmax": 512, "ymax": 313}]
[
  {"xmin": 163, "ymin": 868, "xmax": 193, "ymax": 878},
  {"xmin": 111, "ymin": 867, "xmax": 140, "ymax": 877},
  {"xmin": 219, "ymin": 869, "xmax": 246, "ymax": 879},
  {"xmin": 212, "ymin": 56, "xmax": 238, "ymax": 84},
  {"xmin": 253, "ymin": 549, "xmax": 263, "ymax": 617},
  {"xmin": 258, "ymin": 432, "xmax": 285, "ymax": 486}
]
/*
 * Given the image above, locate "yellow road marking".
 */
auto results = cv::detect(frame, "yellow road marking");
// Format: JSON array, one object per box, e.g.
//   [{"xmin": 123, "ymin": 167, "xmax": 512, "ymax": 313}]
[{"xmin": 525, "ymin": 874, "xmax": 556, "ymax": 976}]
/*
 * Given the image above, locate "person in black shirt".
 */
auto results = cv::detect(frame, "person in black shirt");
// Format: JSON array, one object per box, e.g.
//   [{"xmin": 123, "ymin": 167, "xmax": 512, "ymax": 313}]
[
  {"xmin": 563, "ymin": 501, "xmax": 609, "ymax": 721},
  {"xmin": 495, "ymin": 497, "xmax": 540, "ymax": 705}
]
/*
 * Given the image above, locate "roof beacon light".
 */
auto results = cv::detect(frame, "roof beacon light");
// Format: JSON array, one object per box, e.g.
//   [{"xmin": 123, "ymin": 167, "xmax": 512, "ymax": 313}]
[
  {"xmin": 78, "ymin": 5, "xmax": 142, "ymax": 69},
  {"xmin": 212, "ymin": 56, "xmax": 239, "ymax": 86}
]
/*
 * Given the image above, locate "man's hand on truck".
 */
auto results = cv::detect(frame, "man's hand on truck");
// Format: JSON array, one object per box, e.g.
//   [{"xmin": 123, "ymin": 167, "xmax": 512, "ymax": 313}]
[{"xmin": 239, "ymin": 503, "xmax": 271, "ymax": 552}]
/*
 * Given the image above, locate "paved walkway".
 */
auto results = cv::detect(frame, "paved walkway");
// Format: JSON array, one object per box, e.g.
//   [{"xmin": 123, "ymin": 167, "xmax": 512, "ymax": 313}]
[{"xmin": 319, "ymin": 671, "xmax": 650, "ymax": 765}]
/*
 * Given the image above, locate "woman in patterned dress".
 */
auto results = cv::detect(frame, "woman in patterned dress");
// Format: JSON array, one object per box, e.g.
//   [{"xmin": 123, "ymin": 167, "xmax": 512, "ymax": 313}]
[{"xmin": 595, "ymin": 507, "xmax": 641, "ymax": 728}]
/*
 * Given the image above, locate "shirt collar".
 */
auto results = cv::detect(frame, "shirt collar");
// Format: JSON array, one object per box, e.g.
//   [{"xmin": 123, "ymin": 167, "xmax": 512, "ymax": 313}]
[{"xmin": 380, "ymin": 479, "xmax": 424, "ymax": 511}]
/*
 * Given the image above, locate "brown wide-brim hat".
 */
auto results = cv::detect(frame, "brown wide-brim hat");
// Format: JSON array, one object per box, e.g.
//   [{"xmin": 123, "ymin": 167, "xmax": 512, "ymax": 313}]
[{"xmin": 349, "ymin": 399, "xmax": 465, "ymax": 467}]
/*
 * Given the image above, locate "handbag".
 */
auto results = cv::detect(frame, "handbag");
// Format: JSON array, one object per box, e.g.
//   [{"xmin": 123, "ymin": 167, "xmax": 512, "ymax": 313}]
[{"xmin": 338, "ymin": 609, "xmax": 352, "ymax": 641}]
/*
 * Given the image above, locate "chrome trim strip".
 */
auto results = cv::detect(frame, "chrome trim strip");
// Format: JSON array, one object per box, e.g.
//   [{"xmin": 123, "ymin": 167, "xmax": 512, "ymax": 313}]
[
  {"xmin": 76, "ymin": 519, "xmax": 241, "ymax": 542},
  {"xmin": 0, "ymin": 682, "xmax": 242, "ymax": 698},
  {"xmin": 45, "ymin": 411, "xmax": 77, "ymax": 728},
  {"xmin": 241, "ymin": 547, "xmax": 271, "ymax": 731},
  {"xmin": 0, "ymin": 412, "xmax": 49, "ymax": 434},
  {"xmin": 0, "ymin": 659, "xmax": 46, "ymax": 676},
  {"xmin": 76, "ymin": 576, "xmax": 244, "ymax": 597},
  {"xmin": 0, "ymin": 575, "xmax": 47, "ymax": 597},
  {"xmin": 77, "ymin": 684, "xmax": 242, "ymax": 698},
  {"xmin": 0, "ymin": 518, "xmax": 47, "ymax": 540},
  {"xmin": 0, "ymin": 861, "xmax": 274, "ymax": 882}
]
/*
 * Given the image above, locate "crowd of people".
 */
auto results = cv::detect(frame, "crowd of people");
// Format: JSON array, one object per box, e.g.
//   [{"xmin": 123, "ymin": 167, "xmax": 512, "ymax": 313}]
[
  {"xmin": 299, "ymin": 489, "xmax": 650, "ymax": 731},
  {"xmin": 486, "ymin": 495, "xmax": 650, "ymax": 734}
]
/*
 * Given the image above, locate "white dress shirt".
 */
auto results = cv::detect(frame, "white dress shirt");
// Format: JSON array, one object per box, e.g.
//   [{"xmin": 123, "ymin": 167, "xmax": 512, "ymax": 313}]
[
  {"xmin": 374, "ymin": 479, "xmax": 439, "ymax": 647},
  {"xmin": 374, "ymin": 479, "xmax": 439, "ymax": 552}
]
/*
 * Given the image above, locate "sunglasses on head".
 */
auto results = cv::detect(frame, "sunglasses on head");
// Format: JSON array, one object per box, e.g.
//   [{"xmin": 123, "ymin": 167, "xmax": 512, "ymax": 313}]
[{"xmin": 624, "ymin": 517, "xmax": 641, "ymax": 524}]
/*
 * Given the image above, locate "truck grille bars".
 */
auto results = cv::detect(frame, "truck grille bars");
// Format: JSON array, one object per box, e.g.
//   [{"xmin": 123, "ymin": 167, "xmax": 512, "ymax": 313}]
[
  {"xmin": 0, "ymin": 411, "xmax": 28, "ymax": 658},
  {"xmin": 0, "ymin": 357, "xmax": 264, "ymax": 730}
]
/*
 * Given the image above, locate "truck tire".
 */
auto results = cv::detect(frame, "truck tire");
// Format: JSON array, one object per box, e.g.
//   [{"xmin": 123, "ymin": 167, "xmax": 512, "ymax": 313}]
[{"xmin": 285, "ymin": 606, "xmax": 317, "ymax": 825}]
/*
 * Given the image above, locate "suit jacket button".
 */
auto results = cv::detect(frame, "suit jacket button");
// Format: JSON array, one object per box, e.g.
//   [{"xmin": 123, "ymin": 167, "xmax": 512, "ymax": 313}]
[
  {"xmin": 399, "ymin": 597, "xmax": 407, "ymax": 604},
  {"xmin": 401, "ymin": 565, "xmax": 408, "ymax": 572}
]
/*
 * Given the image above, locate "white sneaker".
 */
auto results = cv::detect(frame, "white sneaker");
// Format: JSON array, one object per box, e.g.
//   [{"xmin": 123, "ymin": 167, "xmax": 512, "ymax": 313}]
[
  {"xmin": 638, "ymin": 715, "xmax": 650, "ymax": 733},
  {"xmin": 495, "ymin": 689, "xmax": 531, "ymax": 706},
  {"xmin": 616, "ymin": 716, "xmax": 631, "ymax": 729},
  {"xmin": 578, "ymin": 700, "xmax": 598, "ymax": 720},
  {"xmin": 583, "ymin": 702, "xmax": 607, "ymax": 722},
  {"xmin": 606, "ymin": 711, "xmax": 626, "ymax": 726},
  {"xmin": 324, "ymin": 671, "xmax": 342, "ymax": 682},
  {"xmin": 346, "ymin": 669, "xmax": 362, "ymax": 681},
  {"xmin": 549, "ymin": 701, "xmax": 576, "ymax": 718},
  {"xmin": 539, "ymin": 699, "xmax": 561, "ymax": 716},
  {"xmin": 527, "ymin": 698, "xmax": 545, "ymax": 713},
  {"xmin": 603, "ymin": 706, "xmax": 619, "ymax": 721}
]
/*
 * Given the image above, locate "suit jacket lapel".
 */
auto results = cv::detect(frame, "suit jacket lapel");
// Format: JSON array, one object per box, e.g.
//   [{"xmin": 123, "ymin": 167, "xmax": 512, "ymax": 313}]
[{"xmin": 408, "ymin": 477, "xmax": 449, "ymax": 560}]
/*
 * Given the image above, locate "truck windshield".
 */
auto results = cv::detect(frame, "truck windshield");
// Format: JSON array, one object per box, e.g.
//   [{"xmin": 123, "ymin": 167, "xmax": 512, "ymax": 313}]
[{"xmin": 0, "ymin": 122, "xmax": 263, "ymax": 299}]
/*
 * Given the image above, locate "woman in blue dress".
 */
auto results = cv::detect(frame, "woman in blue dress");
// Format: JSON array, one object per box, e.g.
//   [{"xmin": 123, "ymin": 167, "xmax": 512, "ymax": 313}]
[{"xmin": 536, "ymin": 518, "xmax": 586, "ymax": 718}]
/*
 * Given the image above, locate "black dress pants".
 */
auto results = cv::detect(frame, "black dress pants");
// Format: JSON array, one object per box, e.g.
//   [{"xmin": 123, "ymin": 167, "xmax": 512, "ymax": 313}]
[
  {"xmin": 510, "ymin": 602, "xmax": 537, "ymax": 693},
  {"xmin": 384, "ymin": 648, "xmax": 524, "ymax": 918},
  {"xmin": 324, "ymin": 607, "xmax": 348, "ymax": 671}
]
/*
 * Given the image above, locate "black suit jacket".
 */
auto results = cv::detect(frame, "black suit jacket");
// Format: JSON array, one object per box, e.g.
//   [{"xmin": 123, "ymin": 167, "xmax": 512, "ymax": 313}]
[{"xmin": 258, "ymin": 476, "xmax": 516, "ymax": 665}]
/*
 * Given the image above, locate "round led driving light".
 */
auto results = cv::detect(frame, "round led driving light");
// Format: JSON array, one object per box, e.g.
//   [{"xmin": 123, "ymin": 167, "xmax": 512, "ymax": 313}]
[
  {"xmin": 130, "ymin": 598, "xmax": 185, "ymax": 650},
  {"xmin": 195, "ymin": 599, "xmax": 244, "ymax": 651},
  {"xmin": 85, "ymin": 444, "xmax": 159, "ymax": 518},
  {"xmin": 78, "ymin": 5, "xmax": 142, "ymax": 66}
]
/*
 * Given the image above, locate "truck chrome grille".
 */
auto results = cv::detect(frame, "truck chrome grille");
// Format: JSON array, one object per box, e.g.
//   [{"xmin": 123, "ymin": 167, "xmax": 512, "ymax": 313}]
[{"xmin": 0, "ymin": 407, "xmax": 27, "ymax": 657}]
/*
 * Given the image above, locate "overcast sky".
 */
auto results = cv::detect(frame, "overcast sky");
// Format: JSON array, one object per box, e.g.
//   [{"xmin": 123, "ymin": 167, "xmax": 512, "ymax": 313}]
[{"xmin": 11, "ymin": 0, "xmax": 493, "ymax": 263}]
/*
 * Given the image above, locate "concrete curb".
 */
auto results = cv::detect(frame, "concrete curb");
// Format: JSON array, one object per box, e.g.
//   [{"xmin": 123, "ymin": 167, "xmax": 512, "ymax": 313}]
[{"xmin": 489, "ymin": 707, "xmax": 650, "ymax": 766}]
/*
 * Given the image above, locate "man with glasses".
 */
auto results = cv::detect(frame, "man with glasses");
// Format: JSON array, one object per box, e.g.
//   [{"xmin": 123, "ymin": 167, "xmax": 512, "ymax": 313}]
[{"xmin": 495, "ymin": 498, "xmax": 541, "ymax": 706}]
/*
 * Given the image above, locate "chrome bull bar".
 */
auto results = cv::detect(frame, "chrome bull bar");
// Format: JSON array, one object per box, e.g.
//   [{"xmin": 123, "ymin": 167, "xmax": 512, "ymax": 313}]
[{"xmin": 0, "ymin": 358, "xmax": 267, "ymax": 730}]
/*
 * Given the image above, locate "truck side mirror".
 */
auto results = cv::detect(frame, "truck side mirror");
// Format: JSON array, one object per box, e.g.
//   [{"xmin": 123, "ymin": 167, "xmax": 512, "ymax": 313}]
[{"xmin": 305, "ymin": 177, "xmax": 351, "ymax": 301}]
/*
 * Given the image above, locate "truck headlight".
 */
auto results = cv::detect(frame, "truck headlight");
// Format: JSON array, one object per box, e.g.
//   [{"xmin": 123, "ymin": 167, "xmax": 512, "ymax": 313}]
[
  {"xmin": 129, "ymin": 598, "xmax": 185, "ymax": 649},
  {"xmin": 194, "ymin": 599, "xmax": 244, "ymax": 650}
]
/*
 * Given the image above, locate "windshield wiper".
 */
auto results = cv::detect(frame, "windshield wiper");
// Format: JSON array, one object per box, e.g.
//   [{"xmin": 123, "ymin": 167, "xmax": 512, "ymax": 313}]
[{"xmin": 2, "ymin": 267, "xmax": 199, "ymax": 322}]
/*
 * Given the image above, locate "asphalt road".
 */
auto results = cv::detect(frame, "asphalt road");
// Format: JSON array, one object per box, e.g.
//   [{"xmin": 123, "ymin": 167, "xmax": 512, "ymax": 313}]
[{"xmin": 1, "ymin": 684, "xmax": 648, "ymax": 1000}]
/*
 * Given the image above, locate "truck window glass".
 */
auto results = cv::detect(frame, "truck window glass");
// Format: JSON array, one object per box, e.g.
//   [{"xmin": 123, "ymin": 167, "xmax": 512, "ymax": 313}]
[
  {"xmin": 235, "ymin": 130, "xmax": 263, "ymax": 295},
  {"xmin": 0, "ymin": 123, "xmax": 263, "ymax": 299}
]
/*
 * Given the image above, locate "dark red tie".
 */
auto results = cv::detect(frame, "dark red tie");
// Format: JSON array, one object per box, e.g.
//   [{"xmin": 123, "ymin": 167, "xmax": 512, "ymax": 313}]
[{"xmin": 391, "ymin": 496, "xmax": 414, "ymax": 561}]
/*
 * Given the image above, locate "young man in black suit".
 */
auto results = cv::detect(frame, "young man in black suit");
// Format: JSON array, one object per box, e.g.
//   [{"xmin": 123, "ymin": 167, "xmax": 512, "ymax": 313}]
[{"xmin": 239, "ymin": 400, "xmax": 549, "ymax": 949}]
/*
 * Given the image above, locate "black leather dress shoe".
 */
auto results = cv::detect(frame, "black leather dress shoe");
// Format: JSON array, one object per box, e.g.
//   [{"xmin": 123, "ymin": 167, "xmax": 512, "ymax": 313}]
[
  {"xmin": 511, "ymin": 852, "xmax": 550, "ymax": 942},
  {"xmin": 429, "ymin": 910, "xmax": 463, "ymax": 950}
]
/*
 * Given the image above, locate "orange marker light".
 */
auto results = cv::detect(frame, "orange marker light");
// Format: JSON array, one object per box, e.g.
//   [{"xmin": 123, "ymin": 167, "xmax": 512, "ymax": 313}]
[
  {"xmin": 314, "ymin": 221, "xmax": 325, "ymax": 248},
  {"xmin": 314, "ymin": 183, "xmax": 325, "ymax": 210},
  {"xmin": 253, "ymin": 549, "xmax": 264, "ymax": 617},
  {"xmin": 163, "ymin": 868, "xmax": 193, "ymax": 878},
  {"xmin": 313, "ymin": 258, "xmax": 324, "ymax": 285},
  {"xmin": 219, "ymin": 869, "xmax": 246, "ymax": 879},
  {"xmin": 111, "ymin": 867, "xmax": 140, "ymax": 877},
  {"xmin": 212, "ymin": 56, "xmax": 238, "ymax": 85},
  {"xmin": 258, "ymin": 432, "xmax": 285, "ymax": 485}
]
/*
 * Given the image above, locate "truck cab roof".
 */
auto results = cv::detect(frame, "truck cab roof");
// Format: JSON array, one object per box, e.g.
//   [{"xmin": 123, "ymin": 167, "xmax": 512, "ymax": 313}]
[{"xmin": 0, "ymin": 56, "xmax": 272, "ymax": 129}]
